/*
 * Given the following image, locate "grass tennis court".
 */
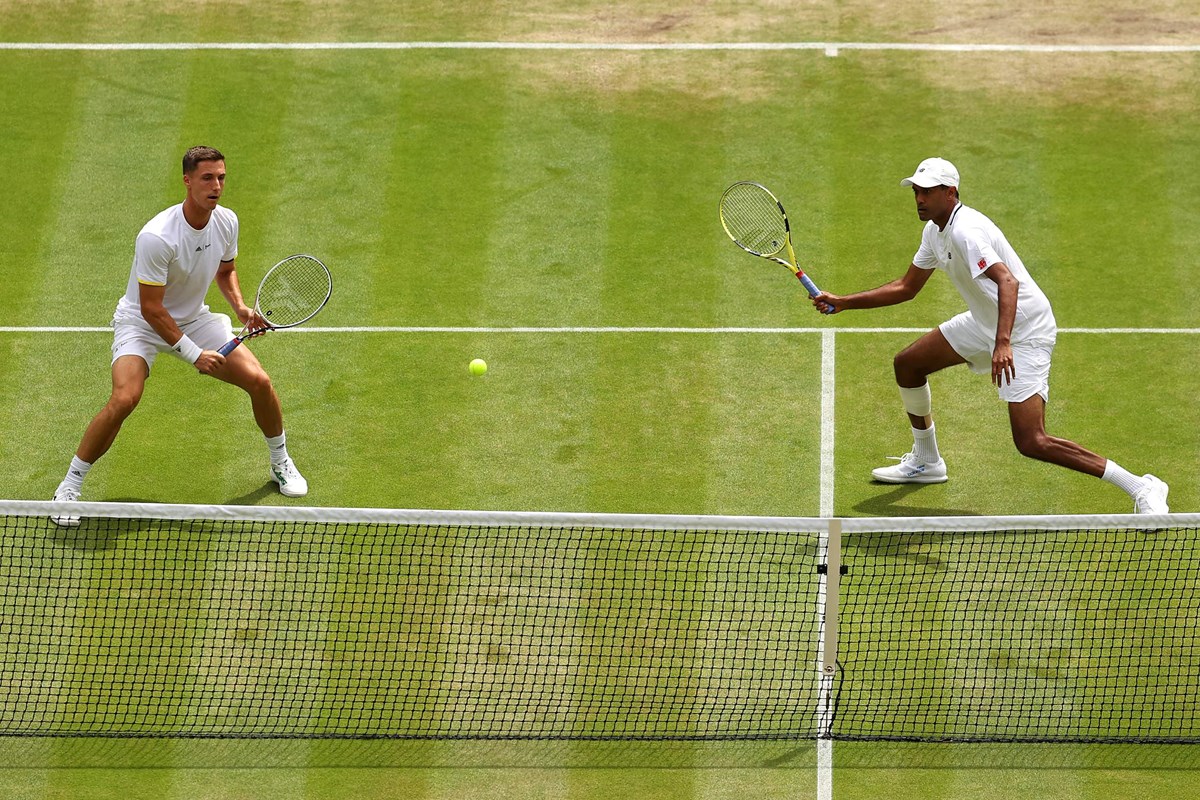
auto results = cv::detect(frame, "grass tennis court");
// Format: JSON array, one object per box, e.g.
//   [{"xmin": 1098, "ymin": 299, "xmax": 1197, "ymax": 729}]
[{"xmin": 2, "ymin": 1, "xmax": 1199, "ymax": 797}]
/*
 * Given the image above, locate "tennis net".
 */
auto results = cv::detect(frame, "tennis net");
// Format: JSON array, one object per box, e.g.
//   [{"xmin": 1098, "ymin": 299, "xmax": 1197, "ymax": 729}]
[
  {"xmin": 0, "ymin": 501, "xmax": 822, "ymax": 740},
  {"xmin": 831, "ymin": 516, "xmax": 1200, "ymax": 743},
  {"xmin": 2, "ymin": 501, "xmax": 1198, "ymax": 742}
]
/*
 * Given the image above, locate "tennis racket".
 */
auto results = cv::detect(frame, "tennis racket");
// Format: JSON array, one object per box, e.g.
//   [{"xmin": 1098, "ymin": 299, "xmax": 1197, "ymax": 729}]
[
  {"xmin": 719, "ymin": 181, "xmax": 832, "ymax": 313},
  {"xmin": 218, "ymin": 254, "xmax": 332, "ymax": 356}
]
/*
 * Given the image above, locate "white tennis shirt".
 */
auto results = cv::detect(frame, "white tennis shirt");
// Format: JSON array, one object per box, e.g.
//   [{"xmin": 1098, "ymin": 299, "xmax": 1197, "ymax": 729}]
[
  {"xmin": 913, "ymin": 203, "xmax": 1056, "ymax": 343},
  {"xmin": 113, "ymin": 203, "xmax": 239, "ymax": 326}
]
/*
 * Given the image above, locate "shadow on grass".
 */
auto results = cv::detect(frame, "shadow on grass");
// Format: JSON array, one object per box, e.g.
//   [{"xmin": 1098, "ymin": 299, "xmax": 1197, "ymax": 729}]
[
  {"xmin": 853, "ymin": 484, "xmax": 979, "ymax": 518},
  {"xmin": 833, "ymin": 740, "xmax": 1200, "ymax": 771},
  {"xmin": 45, "ymin": 496, "xmax": 168, "ymax": 552},
  {"xmin": 224, "ymin": 482, "xmax": 279, "ymax": 505},
  {"xmin": 0, "ymin": 738, "xmax": 1194, "ymax": 772},
  {"xmin": 0, "ymin": 738, "xmax": 816, "ymax": 770}
]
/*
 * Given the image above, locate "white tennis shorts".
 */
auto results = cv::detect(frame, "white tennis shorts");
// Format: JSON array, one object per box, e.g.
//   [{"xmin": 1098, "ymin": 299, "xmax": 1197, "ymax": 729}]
[
  {"xmin": 111, "ymin": 309, "xmax": 234, "ymax": 369},
  {"xmin": 939, "ymin": 311, "xmax": 1055, "ymax": 403}
]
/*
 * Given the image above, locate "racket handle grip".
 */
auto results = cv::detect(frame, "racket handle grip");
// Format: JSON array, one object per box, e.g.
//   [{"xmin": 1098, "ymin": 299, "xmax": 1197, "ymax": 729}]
[
  {"xmin": 797, "ymin": 273, "xmax": 836, "ymax": 314},
  {"xmin": 217, "ymin": 338, "xmax": 241, "ymax": 356}
]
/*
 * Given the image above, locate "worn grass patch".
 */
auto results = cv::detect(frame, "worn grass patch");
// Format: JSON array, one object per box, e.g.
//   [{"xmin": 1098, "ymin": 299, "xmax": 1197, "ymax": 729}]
[{"xmin": 1, "ymin": 0, "xmax": 1199, "ymax": 43}]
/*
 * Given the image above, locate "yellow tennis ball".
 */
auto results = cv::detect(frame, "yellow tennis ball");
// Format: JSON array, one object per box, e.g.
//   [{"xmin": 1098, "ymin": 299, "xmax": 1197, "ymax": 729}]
[{"xmin": 469, "ymin": 358, "xmax": 488, "ymax": 376}]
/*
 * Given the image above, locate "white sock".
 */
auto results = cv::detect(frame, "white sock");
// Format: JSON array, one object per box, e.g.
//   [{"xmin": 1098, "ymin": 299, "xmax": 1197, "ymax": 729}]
[
  {"xmin": 912, "ymin": 424, "xmax": 941, "ymax": 464},
  {"xmin": 1101, "ymin": 460, "xmax": 1144, "ymax": 497},
  {"xmin": 266, "ymin": 432, "xmax": 289, "ymax": 466},
  {"xmin": 61, "ymin": 456, "xmax": 92, "ymax": 491}
]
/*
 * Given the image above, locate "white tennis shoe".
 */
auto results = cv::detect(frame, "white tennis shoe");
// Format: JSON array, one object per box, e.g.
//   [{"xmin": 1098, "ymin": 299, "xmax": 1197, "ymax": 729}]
[
  {"xmin": 51, "ymin": 484, "xmax": 82, "ymax": 527},
  {"xmin": 1132, "ymin": 474, "xmax": 1169, "ymax": 515},
  {"xmin": 871, "ymin": 452, "xmax": 948, "ymax": 484},
  {"xmin": 270, "ymin": 458, "xmax": 309, "ymax": 498}
]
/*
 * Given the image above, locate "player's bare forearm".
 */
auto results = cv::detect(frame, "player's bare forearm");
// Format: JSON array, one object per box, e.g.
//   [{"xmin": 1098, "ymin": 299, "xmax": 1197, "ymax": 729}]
[
  {"xmin": 838, "ymin": 280, "xmax": 914, "ymax": 309},
  {"xmin": 812, "ymin": 264, "xmax": 932, "ymax": 314},
  {"xmin": 984, "ymin": 261, "xmax": 1019, "ymax": 386},
  {"xmin": 215, "ymin": 259, "xmax": 251, "ymax": 319},
  {"xmin": 216, "ymin": 260, "xmax": 269, "ymax": 333},
  {"xmin": 984, "ymin": 262, "xmax": 1019, "ymax": 347},
  {"xmin": 141, "ymin": 304, "xmax": 183, "ymax": 347},
  {"xmin": 138, "ymin": 282, "xmax": 224, "ymax": 373},
  {"xmin": 137, "ymin": 284, "xmax": 183, "ymax": 346}
]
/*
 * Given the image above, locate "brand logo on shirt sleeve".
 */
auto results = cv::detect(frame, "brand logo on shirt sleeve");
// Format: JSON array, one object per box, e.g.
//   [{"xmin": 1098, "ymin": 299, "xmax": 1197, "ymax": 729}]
[{"xmin": 977, "ymin": 258, "xmax": 987, "ymax": 270}]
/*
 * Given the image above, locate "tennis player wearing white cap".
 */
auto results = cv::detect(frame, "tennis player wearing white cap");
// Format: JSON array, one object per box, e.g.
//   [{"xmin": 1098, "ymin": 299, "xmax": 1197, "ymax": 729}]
[{"xmin": 810, "ymin": 157, "xmax": 1169, "ymax": 514}]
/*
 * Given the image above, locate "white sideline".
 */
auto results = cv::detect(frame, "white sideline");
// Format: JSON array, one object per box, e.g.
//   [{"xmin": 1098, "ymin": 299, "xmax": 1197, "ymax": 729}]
[{"xmin": 2, "ymin": 41, "xmax": 1198, "ymax": 53}]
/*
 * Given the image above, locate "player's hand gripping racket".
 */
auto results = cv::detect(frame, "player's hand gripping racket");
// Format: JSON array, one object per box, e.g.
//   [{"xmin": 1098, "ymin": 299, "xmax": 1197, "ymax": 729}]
[
  {"xmin": 719, "ymin": 181, "xmax": 833, "ymax": 313},
  {"xmin": 218, "ymin": 254, "xmax": 332, "ymax": 356}
]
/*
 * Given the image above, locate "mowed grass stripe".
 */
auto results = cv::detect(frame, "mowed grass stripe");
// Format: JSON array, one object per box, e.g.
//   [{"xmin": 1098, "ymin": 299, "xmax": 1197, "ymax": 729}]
[
  {"xmin": 0, "ymin": 53, "xmax": 91, "ymax": 323},
  {"xmin": 183, "ymin": 52, "xmax": 303, "ymax": 266},
  {"xmin": 254, "ymin": 52, "xmax": 410, "ymax": 312},
  {"xmin": 218, "ymin": 50, "xmax": 415, "ymax": 508},
  {"xmin": 1030, "ymin": 99, "xmax": 1200, "ymax": 329},
  {"xmin": 596, "ymin": 58, "xmax": 715, "ymax": 514},
  {"xmin": 479, "ymin": 52, "xmax": 615, "ymax": 327},
  {"xmin": 167, "ymin": 767, "xmax": 308, "ymax": 800},
  {"xmin": 38, "ymin": 54, "xmax": 194, "ymax": 323},
  {"xmin": 3, "ymin": 327, "xmax": 1195, "ymax": 514},
  {"xmin": 378, "ymin": 52, "xmax": 511, "ymax": 327},
  {"xmin": 473, "ymin": 52, "xmax": 611, "ymax": 514},
  {"xmin": 0, "ymin": 53, "xmax": 196, "ymax": 501}
]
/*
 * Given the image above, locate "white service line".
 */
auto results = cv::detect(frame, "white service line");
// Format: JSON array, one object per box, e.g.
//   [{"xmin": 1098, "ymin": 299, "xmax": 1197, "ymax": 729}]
[{"xmin": 1, "ymin": 41, "xmax": 1198, "ymax": 53}]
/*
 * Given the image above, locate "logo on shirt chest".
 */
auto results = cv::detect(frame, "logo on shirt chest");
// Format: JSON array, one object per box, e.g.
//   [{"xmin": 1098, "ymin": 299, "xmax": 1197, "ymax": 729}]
[{"xmin": 194, "ymin": 243, "xmax": 211, "ymax": 253}]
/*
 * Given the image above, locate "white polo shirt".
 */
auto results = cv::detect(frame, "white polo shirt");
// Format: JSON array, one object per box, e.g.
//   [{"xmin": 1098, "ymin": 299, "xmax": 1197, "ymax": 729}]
[
  {"xmin": 913, "ymin": 202, "xmax": 1056, "ymax": 343},
  {"xmin": 113, "ymin": 203, "xmax": 239, "ymax": 326}
]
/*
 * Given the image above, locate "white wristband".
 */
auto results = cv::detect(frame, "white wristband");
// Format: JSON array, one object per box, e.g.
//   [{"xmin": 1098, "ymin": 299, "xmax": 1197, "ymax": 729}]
[{"xmin": 172, "ymin": 334, "xmax": 203, "ymax": 364}]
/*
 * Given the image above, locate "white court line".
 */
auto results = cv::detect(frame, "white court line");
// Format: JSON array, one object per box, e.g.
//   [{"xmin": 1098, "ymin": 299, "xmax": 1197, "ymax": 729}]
[
  {"xmin": 820, "ymin": 330, "xmax": 836, "ymax": 519},
  {"xmin": 817, "ymin": 331, "xmax": 837, "ymax": 798},
  {"xmin": 817, "ymin": 737, "xmax": 833, "ymax": 800},
  {"xmin": 815, "ymin": 572, "xmax": 834, "ymax": 800},
  {"xmin": 2, "ymin": 41, "xmax": 1198, "ymax": 53},
  {"xmin": 5, "ymin": 325, "xmax": 1200, "ymax": 334}
]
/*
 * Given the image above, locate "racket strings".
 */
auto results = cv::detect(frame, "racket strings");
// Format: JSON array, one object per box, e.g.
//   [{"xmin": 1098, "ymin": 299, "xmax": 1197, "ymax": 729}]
[
  {"xmin": 720, "ymin": 185, "xmax": 789, "ymax": 257},
  {"xmin": 256, "ymin": 256, "xmax": 332, "ymax": 328}
]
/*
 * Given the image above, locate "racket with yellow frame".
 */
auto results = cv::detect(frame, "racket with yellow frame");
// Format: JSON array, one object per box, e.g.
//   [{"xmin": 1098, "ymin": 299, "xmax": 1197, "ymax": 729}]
[{"xmin": 719, "ymin": 181, "xmax": 832, "ymax": 313}]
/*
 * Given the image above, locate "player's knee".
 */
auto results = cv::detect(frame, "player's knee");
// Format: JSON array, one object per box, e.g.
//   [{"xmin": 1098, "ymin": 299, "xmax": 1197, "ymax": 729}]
[
  {"xmin": 892, "ymin": 351, "xmax": 924, "ymax": 384},
  {"xmin": 106, "ymin": 388, "xmax": 142, "ymax": 419},
  {"xmin": 1013, "ymin": 429, "xmax": 1050, "ymax": 460},
  {"xmin": 241, "ymin": 369, "xmax": 275, "ymax": 398}
]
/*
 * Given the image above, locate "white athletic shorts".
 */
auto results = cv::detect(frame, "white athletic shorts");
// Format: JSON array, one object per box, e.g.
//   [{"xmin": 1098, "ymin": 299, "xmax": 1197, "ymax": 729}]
[
  {"xmin": 111, "ymin": 308, "xmax": 234, "ymax": 369},
  {"xmin": 939, "ymin": 311, "xmax": 1056, "ymax": 403}
]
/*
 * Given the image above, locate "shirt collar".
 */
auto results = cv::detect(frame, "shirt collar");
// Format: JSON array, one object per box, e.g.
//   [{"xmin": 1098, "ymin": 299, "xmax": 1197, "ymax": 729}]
[{"xmin": 941, "ymin": 202, "xmax": 963, "ymax": 231}]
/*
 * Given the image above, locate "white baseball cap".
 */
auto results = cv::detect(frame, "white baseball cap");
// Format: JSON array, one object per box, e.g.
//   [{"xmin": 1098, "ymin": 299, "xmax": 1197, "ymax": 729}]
[{"xmin": 900, "ymin": 157, "xmax": 960, "ymax": 189}]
